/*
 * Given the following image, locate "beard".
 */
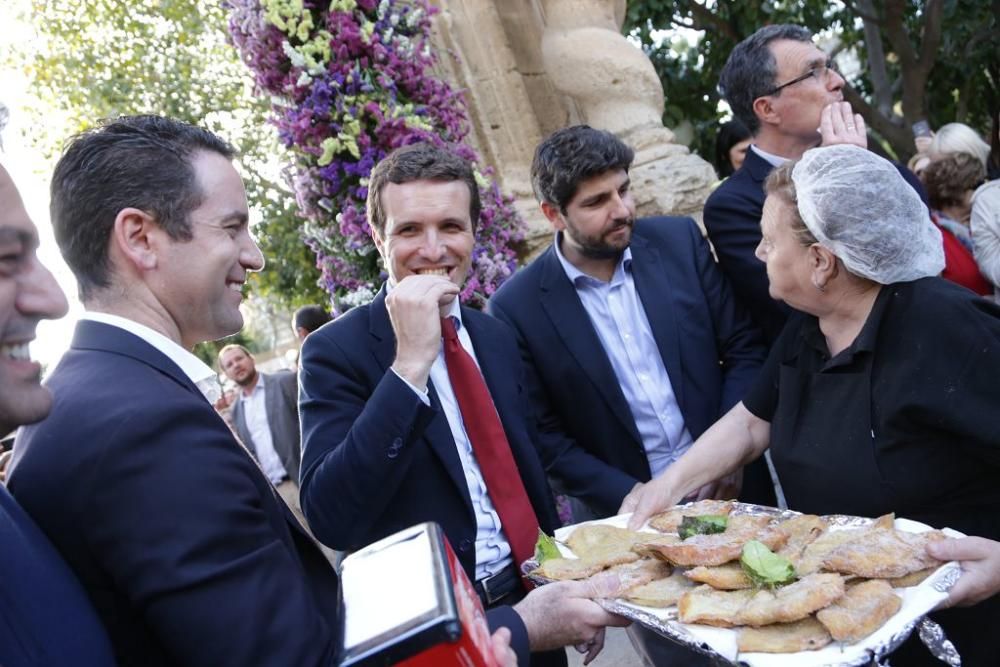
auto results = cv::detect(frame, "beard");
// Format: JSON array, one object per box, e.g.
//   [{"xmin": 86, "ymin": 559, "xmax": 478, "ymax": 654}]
[{"xmin": 565, "ymin": 217, "xmax": 634, "ymax": 260}]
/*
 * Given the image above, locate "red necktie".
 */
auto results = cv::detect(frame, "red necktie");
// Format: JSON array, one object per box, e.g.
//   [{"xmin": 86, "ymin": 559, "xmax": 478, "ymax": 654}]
[{"xmin": 440, "ymin": 316, "xmax": 541, "ymax": 576}]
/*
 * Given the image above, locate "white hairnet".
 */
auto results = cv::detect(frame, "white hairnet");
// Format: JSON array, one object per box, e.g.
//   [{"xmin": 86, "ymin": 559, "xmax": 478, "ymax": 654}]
[{"xmin": 791, "ymin": 145, "xmax": 945, "ymax": 284}]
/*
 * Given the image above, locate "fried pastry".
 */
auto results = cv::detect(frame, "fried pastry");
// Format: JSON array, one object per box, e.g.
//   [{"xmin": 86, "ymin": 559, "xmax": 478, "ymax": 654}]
[
  {"xmin": 677, "ymin": 585, "xmax": 754, "ymax": 627},
  {"xmin": 565, "ymin": 524, "xmax": 644, "ymax": 567},
  {"xmin": 608, "ymin": 559, "xmax": 673, "ymax": 595},
  {"xmin": 632, "ymin": 533, "xmax": 680, "ymax": 559},
  {"xmin": 684, "ymin": 562, "xmax": 752, "ymax": 590},
  {"xmin": 737, "ymin": 616, "xmax": 833, "ymax": 653},
  {"xmin": 625, "ymin": 572, "xmax": 697, "ymax": 607},
  {"xmin": 531, "ymin": 557, "xmax": 606, "ymax": 581},
  {"xmin": 648, "ymin": 499, "xmax": 734, "ymax": 533},
  {"xmin": 797, "ymin": 526, "xmax": 871, "ymax": 575},
  {"xmin": 888, "ymin": 567, "xmax": 935, "ymax": 588},
  {"xmin": 775, "ymin": 514, "xmax": 828, "ymax": 564},
  {"xmin": 821, "ymin": 529, "xmax": 945, "ymax": 579},
  {"xmin": 816, "ymin": 579, "xmax": 902, "ymax": 643},
  {"xmin": 736, "ymin": 573, "xmax": 846, "ymax": 627},
  {"xmin": 645, "ymin": 515, "xmax": 787, "ymax": 567}
]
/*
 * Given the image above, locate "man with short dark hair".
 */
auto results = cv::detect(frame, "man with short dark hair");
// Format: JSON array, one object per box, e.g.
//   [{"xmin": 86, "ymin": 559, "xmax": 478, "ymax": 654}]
[
  {"xmin": 490, "ymin": 125, "xmax": 770, "ymax": 520},
  {"xmin": 10, "ymin": 115, "xmax": 343, "ymax": 666},
  {"xmin": 0, "ymin": 162, "xmax": 116, "ymax": 667},
  {"xmin": 299, "ymin": 142, "xmax": 629, "ymax": 667},
  {"xmin": 292, "ymin": 304, "xmax": 331, "ymax": 341},
  {"xmin": 705, "ymin": 24, "xmax": 866, "ymax": 342},
  {"xmin": 218, "ymin": 344, "xmax": 303, "ymax": 518},
  {"xmin": 488, "ymin": 126, "xmax": 770, "ymax": 665}
]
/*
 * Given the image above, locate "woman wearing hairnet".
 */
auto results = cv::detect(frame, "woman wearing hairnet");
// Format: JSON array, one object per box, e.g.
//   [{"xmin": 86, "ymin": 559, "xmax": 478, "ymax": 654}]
[{"xmin": 624, "ymin": 145, "xmax": 1000, "ymax": 664}]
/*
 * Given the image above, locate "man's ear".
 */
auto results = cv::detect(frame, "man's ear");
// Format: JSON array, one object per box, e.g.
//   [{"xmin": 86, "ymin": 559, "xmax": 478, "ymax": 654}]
[
  {"xmin": 752, "ymin": 96, "xmax": 780, "ymax": 128},
  {"xmin": 111, "ymin": 208, "xmax": 160, "ymax": 273},
  {"xmin": 539, "ymin": 201, "xmax": 566, "ymax": 231}
]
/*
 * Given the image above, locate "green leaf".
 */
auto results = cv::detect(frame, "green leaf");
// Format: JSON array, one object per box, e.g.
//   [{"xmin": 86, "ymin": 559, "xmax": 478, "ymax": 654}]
[
  {"xmin": 534, "ymin": 530, "xmax": 561, "ymax": 564},
  {"xmin": 740, "ymin": 540, "xmax": 797, "ymax": 589},
  {"xmin": 678, "ymin": 514, "xmax": 728, "ymax": 540}
]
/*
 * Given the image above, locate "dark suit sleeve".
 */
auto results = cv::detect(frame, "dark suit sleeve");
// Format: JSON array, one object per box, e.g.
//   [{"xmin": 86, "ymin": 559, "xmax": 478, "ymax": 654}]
[
  {"xmin": 703, "ymin": 185, "xmax": 789, "ymax": 343},
  {"xmin": 486, "ymin": 606, "xmax": 529, "ymax": 665},
  {"xmin": 297, "ymin": 328, "xmax": 438, "ymax": 550},
  {"xmin": 488, "ymin": 300, "xmax": 639, "ymax": 515},
  {"xmin": 86, "ymin": 397, "xmax": 338, "ymax": 667},
  {"xmin": 684, "ymin": 219, "xmax": 767, "ymax": 414}
]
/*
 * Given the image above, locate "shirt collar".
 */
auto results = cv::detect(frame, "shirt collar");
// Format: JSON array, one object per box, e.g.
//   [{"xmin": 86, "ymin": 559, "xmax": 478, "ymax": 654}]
[
  {"xmin": 750, "ymin": 144, "xmax": 793, "ymax": 168},
  {"xmin": 79, "ymin": 311, "xmax": 219, "ymax": 395},
  {"xmin": 800, "ymin": 285, "xmax": 889, "ymax": 368},
  {"xmin": 553, "ymin": 231, "xmax": 632, "ymax": 286}
]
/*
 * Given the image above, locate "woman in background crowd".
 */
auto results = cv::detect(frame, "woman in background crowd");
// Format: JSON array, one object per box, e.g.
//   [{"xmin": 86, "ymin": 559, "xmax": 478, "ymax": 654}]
[
  {"xmin": 713, "ymin": 118, "xmax": 752, "ymax": 178},
  {"xmin": 921, "ymin": 152, "xmax": 992, "ymax": 295}
]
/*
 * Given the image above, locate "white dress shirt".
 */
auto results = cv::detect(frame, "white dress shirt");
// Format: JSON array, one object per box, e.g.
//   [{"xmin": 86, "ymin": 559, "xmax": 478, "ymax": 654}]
[
  {"xmin": 554, "ymin": 236, "xmax": 694, "ymax": 477},
  {"xmin": 392, "ymin": 298, "xmax": 513, "ymax": 581},
  {"xmin": 79, "ymin": 312, "xmax": 220, "ymax": 403}
]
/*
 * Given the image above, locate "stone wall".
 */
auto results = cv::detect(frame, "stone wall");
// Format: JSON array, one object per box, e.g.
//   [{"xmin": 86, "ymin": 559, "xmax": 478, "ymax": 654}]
[{"xmin": 428, "ymin": 0, "xmax": 716, "ymax": 252}]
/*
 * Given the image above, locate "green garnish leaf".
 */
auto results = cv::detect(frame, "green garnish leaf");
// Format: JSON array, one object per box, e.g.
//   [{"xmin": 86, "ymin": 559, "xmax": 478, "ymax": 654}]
[
  {"xmin": 534, "ymin": 530, "xmax": 561, "ymax": 564},
  {"xmin": 740, "ymin": 540, "xmax": 797, "ymax": 588},
  {"xmin": 678, "ymin": 515, "xmax": 728, "ymax": 540}
]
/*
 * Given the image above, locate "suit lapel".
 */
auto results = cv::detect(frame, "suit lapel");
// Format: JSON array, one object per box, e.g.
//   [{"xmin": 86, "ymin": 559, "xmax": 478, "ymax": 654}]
[
  {"xmin": 630, "ymin": 231, "xmax": 685, "ymax": 409},
  {"xmin": 538, "ymin": 248, "xmax": 643, "ymax": 444},
  {"xmin": 369, "ymin": 289, "xmax": 472, "ymax": 516}
]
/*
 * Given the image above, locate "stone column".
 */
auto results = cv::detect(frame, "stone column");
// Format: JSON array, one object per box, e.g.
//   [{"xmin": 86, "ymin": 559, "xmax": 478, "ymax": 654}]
[{"xmin": 539, "ymin": 0, "xmax": 715, "ymax": 220}]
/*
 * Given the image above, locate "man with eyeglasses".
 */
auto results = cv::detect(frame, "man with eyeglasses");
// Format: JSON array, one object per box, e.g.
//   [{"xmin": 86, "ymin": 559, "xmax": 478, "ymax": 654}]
[{"xmin": 703, "ymin": 25, "xmax": 866, "ymax": 344}]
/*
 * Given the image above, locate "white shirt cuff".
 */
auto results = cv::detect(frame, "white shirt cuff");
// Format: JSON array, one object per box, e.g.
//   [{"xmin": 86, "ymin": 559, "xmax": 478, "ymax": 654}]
[{"xmin": 391, "ymin": 367, "xmax": 431, "ymax": 406}]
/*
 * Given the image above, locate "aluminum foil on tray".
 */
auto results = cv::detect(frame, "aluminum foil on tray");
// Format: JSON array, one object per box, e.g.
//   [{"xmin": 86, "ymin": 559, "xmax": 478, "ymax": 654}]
[{"xmin": 522, "ymin": 503, "xmax": 963, "ymax": 666}]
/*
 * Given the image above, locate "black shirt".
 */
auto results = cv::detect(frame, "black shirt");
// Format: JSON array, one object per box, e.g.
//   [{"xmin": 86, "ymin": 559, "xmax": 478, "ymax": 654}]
[
  {"xmin": 743, "ymin": 277, "xmax": 1000, "ymax": 665},
  {"xmin": 744, "ymin": 277, "xmax": 1000, "ymax": 538}
]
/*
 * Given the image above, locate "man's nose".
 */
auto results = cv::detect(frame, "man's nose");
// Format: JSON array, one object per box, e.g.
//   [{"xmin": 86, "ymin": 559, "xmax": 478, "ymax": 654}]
[
  {"xmin": 20, "ymin": 257, "xmax": 69, "ymax": 321},
  {"xmin": 611, "ymin": 191, "xmax": 632, "ymax": 219},
  {"xmin": 242, "ymin": 232, "xmax": 265, "ymax": 272},
  {"xmin": 419, "ymin": 231, "xmax": 445, "ymax": 261}
]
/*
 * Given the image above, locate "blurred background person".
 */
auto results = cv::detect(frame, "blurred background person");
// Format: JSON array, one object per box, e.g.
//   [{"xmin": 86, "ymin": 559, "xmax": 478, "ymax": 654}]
[
  {"xmin": 625, "ymin": 144, "xmax": 1000, "ymax": 666},
  {"xmin": 292, "ymin": 304, "xmax": 331, "ymax": 342},
  {"xmin": 922, "ymin": 152, "xmax": 992, "ymax": 296},
  {"xmin": 929, "ymin": 121, "xmax": 991, "ymax": 168},
  {"xmin": 972, "ymin": 113, "xmax": 1000, "ymax": 301},
  {"xmin": 218, "ymin": 344, "xmax": 303, "ymax": 521},
  {"xmin": 713, "ymin": 118, "xmax": 752, "ymax": 179}
]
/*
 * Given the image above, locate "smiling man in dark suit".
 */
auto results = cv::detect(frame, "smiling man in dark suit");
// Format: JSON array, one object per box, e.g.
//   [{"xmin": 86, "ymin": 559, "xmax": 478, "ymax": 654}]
[
  {"xmin": 9, "ymin": 116, "xmax": 342, "ymax": 666},
  {"xmin": 298, "ymin": 142, "xmax": 629, "ymax": 667}
]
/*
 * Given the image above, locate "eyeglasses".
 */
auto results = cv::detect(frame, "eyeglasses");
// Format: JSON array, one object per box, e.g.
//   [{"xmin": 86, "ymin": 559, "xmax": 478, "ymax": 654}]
[{"xmin": 764, "ymin": 58, "xmax": 839, "ymax": 96}]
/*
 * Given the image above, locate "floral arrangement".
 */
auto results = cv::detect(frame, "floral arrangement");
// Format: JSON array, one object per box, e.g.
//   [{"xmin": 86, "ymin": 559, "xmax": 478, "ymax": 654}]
[{"xmin": 227, "ymin": 0, "xmax": 525, "ymax": 310}]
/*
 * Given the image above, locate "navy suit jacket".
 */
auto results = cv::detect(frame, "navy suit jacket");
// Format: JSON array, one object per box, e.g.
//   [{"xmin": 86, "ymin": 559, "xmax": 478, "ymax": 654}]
[
  {"xmin": 488, "ymin": 217, "xmax": 768, "ymax": 516},
  {"xmin": 703, "ymin": 149, "xmax": 790, "ymax": 343},
  {"xmin": 299, "ymin": 290, "xmax": 561, "ymax": 664},
  {"xmin": 10, "ymin": 321, "xmax": 340, "ymax": 667},
  {"xmin": 0, "ymin": 486, "xmax": 116, "ymax": 667}
]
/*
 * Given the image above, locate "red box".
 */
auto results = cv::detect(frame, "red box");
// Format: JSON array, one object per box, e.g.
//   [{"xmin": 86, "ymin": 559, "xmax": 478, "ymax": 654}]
[{"xmin": 338, "ymin": 522, "xmax": 499, "ymax": 666}]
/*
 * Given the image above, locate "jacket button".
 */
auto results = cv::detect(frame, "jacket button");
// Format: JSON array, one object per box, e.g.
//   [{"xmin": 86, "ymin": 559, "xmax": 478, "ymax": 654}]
[
  {"xmin": 387, "ymin": 437, "xmax": 403, "ymax": 459},
  {"xmin": 458, "ymin": 539, "xmax": 472, "ymax": 552}
]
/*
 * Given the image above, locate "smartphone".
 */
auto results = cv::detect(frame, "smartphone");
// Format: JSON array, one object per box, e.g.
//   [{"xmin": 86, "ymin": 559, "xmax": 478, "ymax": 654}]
[{"xmin": 912, "ymin": 120, "xmax": 932, "ymax": 138}]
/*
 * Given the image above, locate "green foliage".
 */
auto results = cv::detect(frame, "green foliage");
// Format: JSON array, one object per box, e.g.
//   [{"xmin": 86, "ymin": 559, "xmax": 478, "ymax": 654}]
[
  {"xmin": 625, "ymin": 0, "xmax": 998, "ymax": 162},
  {"xmin": 3, "ymin": 0, "xmax": 325, "ymax": 310}
]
